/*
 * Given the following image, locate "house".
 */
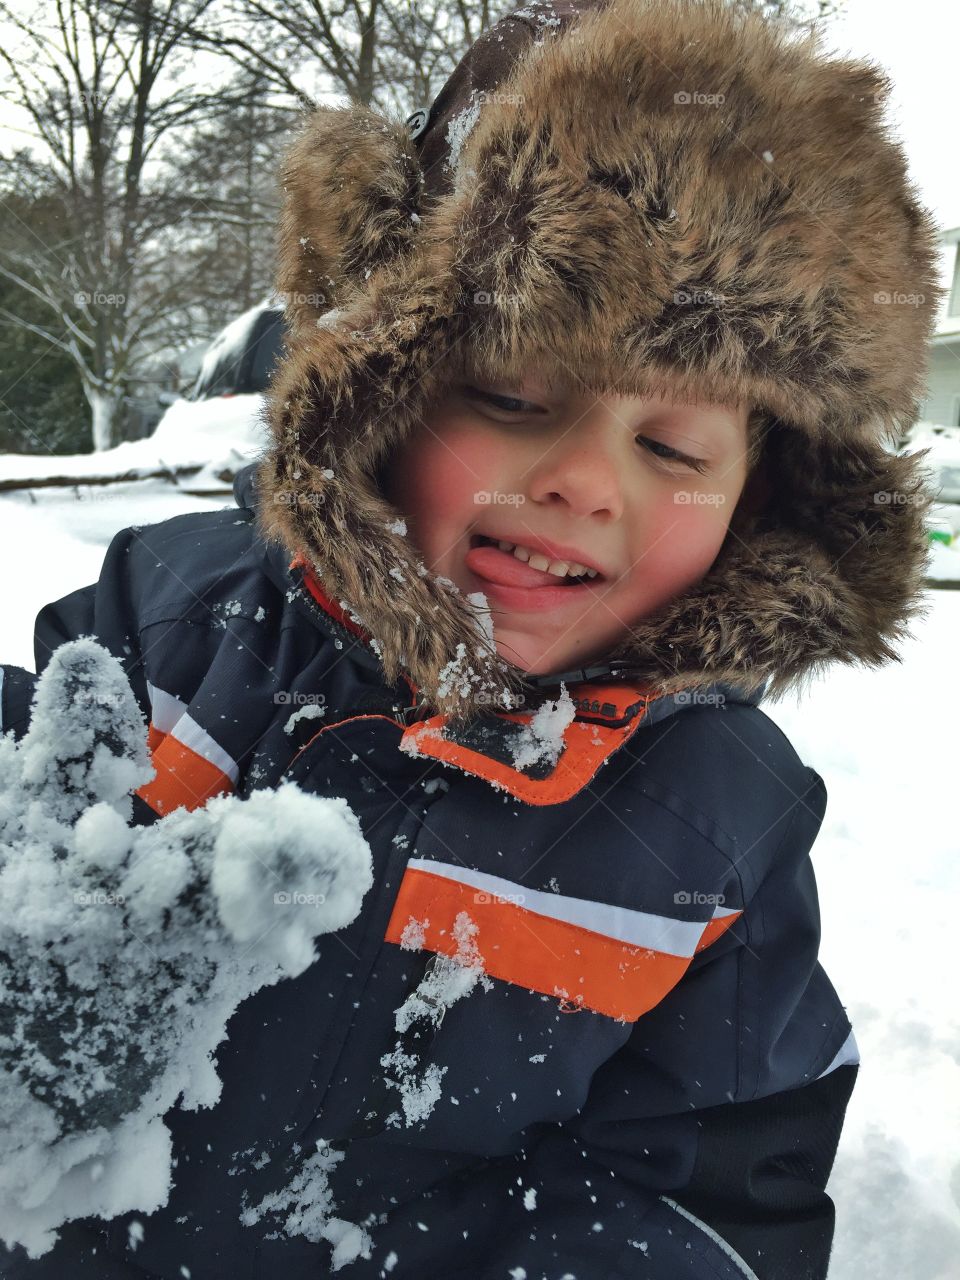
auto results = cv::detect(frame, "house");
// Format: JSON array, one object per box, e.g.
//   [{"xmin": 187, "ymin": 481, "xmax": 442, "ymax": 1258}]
[{"xmin": 919, "ymin": 225, "xmax": 960, "ymax": 429}]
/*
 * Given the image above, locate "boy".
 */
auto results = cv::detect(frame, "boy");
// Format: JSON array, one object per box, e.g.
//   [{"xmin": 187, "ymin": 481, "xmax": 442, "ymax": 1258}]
[{"xmin": 0, "ymin": 0, "xmax": 939, "ymax": 1276}]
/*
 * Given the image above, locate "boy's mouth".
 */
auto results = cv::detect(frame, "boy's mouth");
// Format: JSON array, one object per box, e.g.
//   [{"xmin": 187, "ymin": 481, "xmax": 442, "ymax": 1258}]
[{"xmin": 466, "ymin": 533, "xmax": 606, "ymax": 591}]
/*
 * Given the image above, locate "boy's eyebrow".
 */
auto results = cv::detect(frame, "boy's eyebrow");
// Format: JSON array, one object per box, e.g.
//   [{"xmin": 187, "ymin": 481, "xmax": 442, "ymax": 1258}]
[
  {"xmin": 481, "ymin": 376, "xmax": 745, "ymax": 433},
  {"xmin": 641, "ymin": 401, "xmax": 745, "ymax": 434}
]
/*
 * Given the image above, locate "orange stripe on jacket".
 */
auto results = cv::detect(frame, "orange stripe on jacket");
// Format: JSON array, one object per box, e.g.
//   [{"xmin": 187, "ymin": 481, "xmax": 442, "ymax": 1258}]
[
  {"xmin": 385, "ymin": 864, "xmax": 700, "ymax": 1022},
  {"xmin": 401, "ymin": 713, "xmax": 642, "ymax": 806},
  {"xmin": 694, "ymin": 910, "xmax": 743, "ymax": 952},
  {"xmin": 137, "ymin": 727, "xmax": 234, "ymax": 815}
]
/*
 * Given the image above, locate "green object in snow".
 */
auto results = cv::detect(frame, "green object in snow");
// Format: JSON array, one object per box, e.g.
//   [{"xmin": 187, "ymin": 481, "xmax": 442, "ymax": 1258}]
[{"xmin": 928, "ymin": 529, "xmax": 952, "ymax": 546}]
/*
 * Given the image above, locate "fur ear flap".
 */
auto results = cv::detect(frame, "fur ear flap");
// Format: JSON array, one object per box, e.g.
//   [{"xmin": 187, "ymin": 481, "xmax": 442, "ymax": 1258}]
[{"xmin": 275, "ymin": 106, "xmax": 425, "ymax": 344}]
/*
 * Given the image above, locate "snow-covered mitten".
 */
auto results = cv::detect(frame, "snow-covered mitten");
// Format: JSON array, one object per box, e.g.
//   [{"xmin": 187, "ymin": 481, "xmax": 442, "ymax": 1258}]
[{"xmin": 0, "ymin": 638, "xmax": 373, "ymax": 1259}]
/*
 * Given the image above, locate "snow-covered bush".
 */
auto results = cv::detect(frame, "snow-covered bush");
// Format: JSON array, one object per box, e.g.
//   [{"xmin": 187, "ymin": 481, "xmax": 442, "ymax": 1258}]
[{"xmin": 0, "ymin": 638, "xmax": 373, "ymax": 1259}]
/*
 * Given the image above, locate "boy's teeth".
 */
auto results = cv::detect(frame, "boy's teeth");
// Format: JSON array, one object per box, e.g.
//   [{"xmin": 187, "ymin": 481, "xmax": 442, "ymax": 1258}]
[{"xmin": 488, "ymin": 536, "xmax": 599, "ymax": 580}]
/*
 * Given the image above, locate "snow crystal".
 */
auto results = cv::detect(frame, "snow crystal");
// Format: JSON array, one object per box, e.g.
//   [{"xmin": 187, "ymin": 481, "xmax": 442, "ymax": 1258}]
[
  {"xmin": 399, "ymin": 916, "xmax": 427, "ymax": 950},
  {"xmin": 380, "ymin": 913, "xmax": 489, "ymax": 1126},
  {"xmin": 444, "ymin": 91, "xmax": 483, "ymax": 178},
  {"xmin": 283, "ymin": 703, "xmax": 327, "ymax": 735},
  {"xmin": 240, "ymin": 1138, "xmax": 372, "ymax": 1272},
  {"xmin": 523, "ymin": 1187, "xmax": 537, "ymax": 1211},
  {"xmin": 435, "ymin": 641, "xmax": 520, "ymax": 710},
  {"xmin": 254, "ymin": 605, "xmax": 266, "ymax": 622},
  {"xmin": 389, "ymin": 566, "xmax": 406, "ymax": 583},
  {"xmin": 316, "ymin": 310, "xmax": 344, "ymax": 331},
  {"xmin": 321, "ymin": 468, "xmax": 335, "ymax": 479},
  {"xmin": 762, "ymin": 150, "xmax": 774, "ymax": 163},
  {"xmin": 385, "ymin": 517, "xmax": 407, "ymax": 536},
  {"xmin": 508, "ymin": 686, "xmax": 576, "ymax": 771},
  {"xmin": 466, "ymin": 591, "xmax": 495, "ymax": 647},
  {"xmin": 0, "ymin": 640, "xmax": 373, "ymax": 1259},
  {"xmin": 395, "ymin": 914, "xmax": 487, "ymax": 1035},
  {"xmin": 384, "ymin": 1250, "xmax": 399, "ymax": 1271}
]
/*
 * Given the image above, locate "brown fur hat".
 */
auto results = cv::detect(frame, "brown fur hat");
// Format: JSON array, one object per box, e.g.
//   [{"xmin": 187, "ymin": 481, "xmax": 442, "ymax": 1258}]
[{"xmin": 256, "ymin": 0, "xmax": 942, "ymax": 720}]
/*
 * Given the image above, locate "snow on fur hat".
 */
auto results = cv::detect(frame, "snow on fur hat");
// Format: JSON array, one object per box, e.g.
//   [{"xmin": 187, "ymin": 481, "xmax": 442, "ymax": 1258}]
[{"xmin": 257, "ymin": 0, "xmax": 942, "ymax": 720}]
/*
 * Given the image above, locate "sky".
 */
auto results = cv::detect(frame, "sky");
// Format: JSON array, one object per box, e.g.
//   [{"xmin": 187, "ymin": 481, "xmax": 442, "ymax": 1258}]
[{"xmin": 821, "ymin": 0, "xmax": 960, "ymax": 231}]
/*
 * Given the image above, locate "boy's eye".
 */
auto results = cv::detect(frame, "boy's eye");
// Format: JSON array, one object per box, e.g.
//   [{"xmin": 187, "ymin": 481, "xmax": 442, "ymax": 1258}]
[
  {"xmin": 461, "ymin": 385, "xmax": 544, "ymax": 415},
  {"xmin": 461, "ymin": 386, "xmax": 708, "ymax": 473},
  {"xmin": 637, "ymin": 436, "xmax": 708, "ymax": 474}
]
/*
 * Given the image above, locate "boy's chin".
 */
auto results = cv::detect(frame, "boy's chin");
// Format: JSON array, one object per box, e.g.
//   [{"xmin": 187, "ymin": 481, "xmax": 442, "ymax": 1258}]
[{"xmin": 492, "ymin": 632, "xmax": 595, "ymax": 680}]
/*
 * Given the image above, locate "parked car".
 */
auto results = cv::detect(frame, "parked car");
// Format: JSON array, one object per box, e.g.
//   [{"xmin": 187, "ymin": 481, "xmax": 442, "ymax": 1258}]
[
  {"xmin": 186, "ymin": 302, "xmax": 286, "ymax": 402},
  {"xmin": 146, "ymin": 301, "xmax": 288, "ymax": 492}
]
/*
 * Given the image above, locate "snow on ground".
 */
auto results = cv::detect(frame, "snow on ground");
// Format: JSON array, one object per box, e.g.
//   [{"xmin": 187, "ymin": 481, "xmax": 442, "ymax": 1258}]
[
  {"xmin": 0, "ymin": 481, "xmax": 229, "ymax": 670},
  {"xmin": 0, "ymin": 394, "xmax": 268, "ymax": 486},
  {"xmin": 762, "ymin": 592, "xmax": 960, "ymax": 1280},
  {"xmin": 0, "ymin": 477, "xmax": 957, "ymax": 1276}
]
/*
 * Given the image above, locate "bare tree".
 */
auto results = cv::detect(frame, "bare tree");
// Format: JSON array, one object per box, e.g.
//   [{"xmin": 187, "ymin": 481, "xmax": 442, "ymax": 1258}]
[
  {"xmin": 0, "ymin": 0, "xmax": 264, "ymax": 450},
  {"xmin": 187, "ymin": 0, "xmax": 512, "ymax": 115},
  {"xmin": 732, "ymin": 0, "xmax": 846, "ymax": 27}
]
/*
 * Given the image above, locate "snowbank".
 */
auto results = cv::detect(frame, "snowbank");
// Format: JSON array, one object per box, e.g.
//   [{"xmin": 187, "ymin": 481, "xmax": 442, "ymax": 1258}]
[{"xmin": 0, "ymin": 394, "xmax": 269, "ymax": 486}]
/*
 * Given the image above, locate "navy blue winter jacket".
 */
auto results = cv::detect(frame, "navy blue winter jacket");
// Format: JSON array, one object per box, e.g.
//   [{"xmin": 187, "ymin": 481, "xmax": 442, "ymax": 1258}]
[{"xmin": 0, "ymin": 463, "xmax": 859, "ymax": 1280}]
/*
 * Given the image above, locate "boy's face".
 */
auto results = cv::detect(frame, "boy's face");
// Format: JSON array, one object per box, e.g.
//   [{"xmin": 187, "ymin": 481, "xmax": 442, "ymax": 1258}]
[{"xmin": 383, "ymin": 372, "xmax": 753, "ymax": 676}]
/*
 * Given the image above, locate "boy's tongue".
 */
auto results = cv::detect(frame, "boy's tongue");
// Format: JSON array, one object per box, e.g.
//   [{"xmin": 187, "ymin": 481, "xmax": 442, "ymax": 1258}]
[{"xmin": 465, "ymin": 542, "xmax": 569, "ymax": 588}]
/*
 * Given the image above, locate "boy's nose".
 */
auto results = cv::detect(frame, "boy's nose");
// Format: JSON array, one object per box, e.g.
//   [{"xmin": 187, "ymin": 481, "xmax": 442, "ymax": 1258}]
[{"xmin": 525, "ymin": 409, "xmax": 627, "ymax": 520}]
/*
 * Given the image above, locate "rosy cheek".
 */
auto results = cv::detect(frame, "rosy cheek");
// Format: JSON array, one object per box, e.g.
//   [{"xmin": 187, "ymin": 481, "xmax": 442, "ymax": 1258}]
[
  {"xmin": 622, "ymin": 498, "xmax": 728, "ymax": 606},
  {"xmin": 391, "ymin": 424, "xmax": 502, "ymax": 540}
]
